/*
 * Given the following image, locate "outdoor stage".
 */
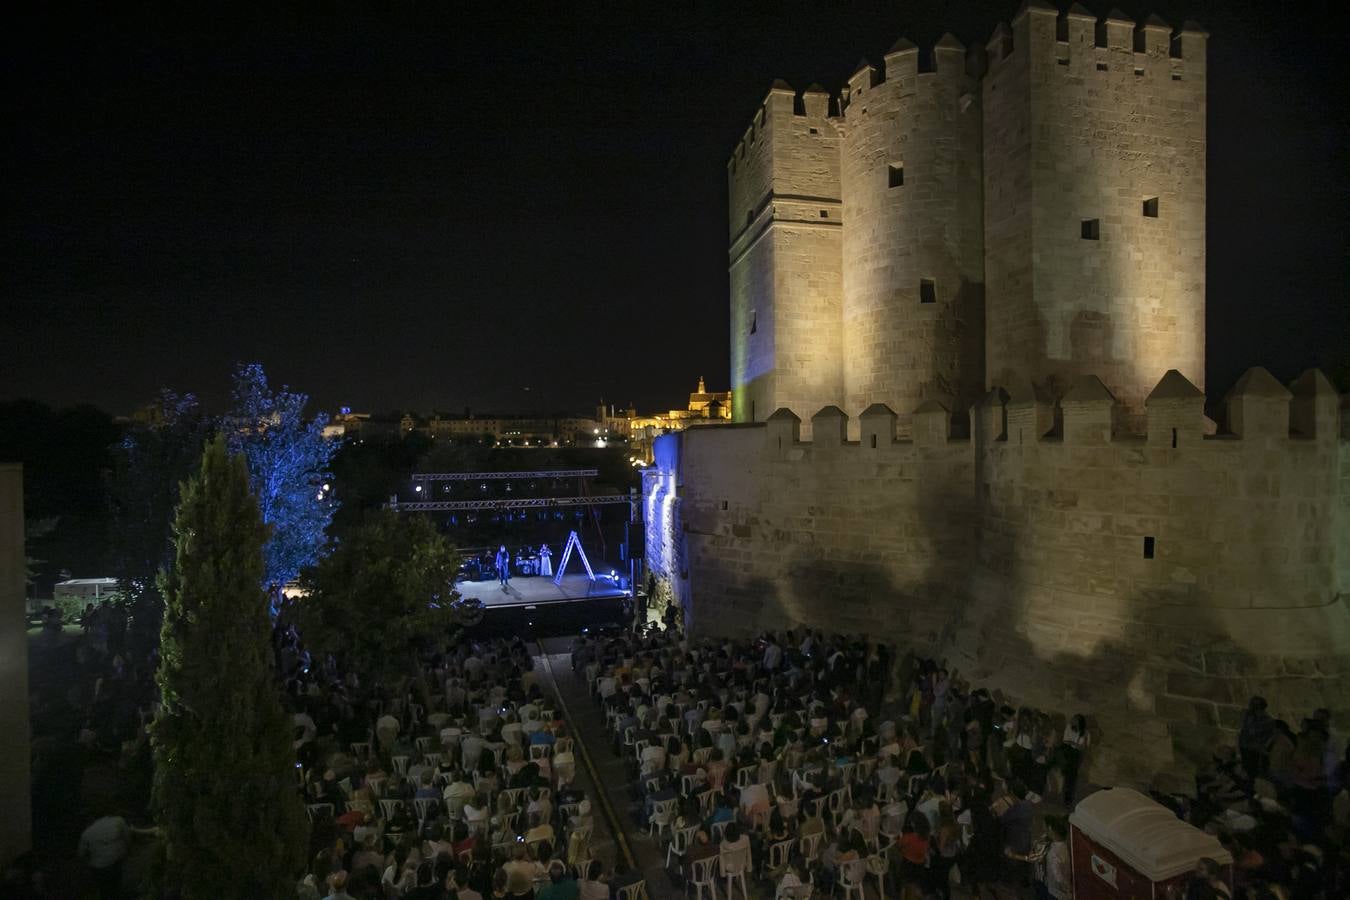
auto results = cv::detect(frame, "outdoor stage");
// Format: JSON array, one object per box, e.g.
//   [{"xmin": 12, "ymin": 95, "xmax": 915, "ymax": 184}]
[{"xmin": 456, "ymin": 573, "xmax": 630, "ymax": 609}]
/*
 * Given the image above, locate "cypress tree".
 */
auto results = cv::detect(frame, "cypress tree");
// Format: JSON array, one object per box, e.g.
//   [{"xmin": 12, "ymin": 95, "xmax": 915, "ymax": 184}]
[{"xmin": 150, "ymin": 436, "xmax": 307, "ymax": 897}]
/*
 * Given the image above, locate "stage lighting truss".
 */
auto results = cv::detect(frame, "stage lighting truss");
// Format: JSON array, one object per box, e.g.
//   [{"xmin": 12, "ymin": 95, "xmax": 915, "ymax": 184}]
[
  {"xmin": 410, "ymin": 469, "xmax": 599, "ymax": 482},
  {"xmin": 389, "ymin": 495, "xmax": 630, "ymax": 512}
]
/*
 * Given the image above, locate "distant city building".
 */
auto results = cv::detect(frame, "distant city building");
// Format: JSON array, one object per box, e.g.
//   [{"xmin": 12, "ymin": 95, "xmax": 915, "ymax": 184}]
[{"xmin": 321, "ymin": 377, "xmax": 732, "ymax": 458}]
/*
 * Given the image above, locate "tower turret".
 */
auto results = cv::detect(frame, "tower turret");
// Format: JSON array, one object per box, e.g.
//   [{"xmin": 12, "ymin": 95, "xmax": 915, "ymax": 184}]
[
  {"xmin": 839, "ymin": 34, "xmax": 985, "ymax": 436},
  {"xmin": 728, "ymin": 81, "xmax": 844, "ymax": 434}
]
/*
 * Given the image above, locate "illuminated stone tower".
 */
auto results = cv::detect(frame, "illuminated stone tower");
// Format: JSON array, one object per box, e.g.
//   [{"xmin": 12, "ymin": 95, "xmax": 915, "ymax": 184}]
[
  {"xmin": 728, "ymin": 2, "xmax": 1207, "ymax": 433},
  {"xmin": 839, "ymin": 36, "xmax": 985, "ymax": 433},
  {"xmin": 983, "ymin": 3, "xmax": 1207, "ymax": 417},
  {"xmin": 727, "ymin": 82, "xmax": 843, "ymax": 434}
]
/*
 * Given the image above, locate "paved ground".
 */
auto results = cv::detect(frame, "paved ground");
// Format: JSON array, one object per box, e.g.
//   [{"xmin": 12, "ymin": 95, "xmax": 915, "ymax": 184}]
[{"xmin": 537, "ymin": 637, "xmax": 677, "ymax": 897}]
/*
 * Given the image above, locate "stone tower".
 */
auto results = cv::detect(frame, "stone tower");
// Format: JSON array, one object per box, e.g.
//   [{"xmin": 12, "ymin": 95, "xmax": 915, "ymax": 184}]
[
  {"xmin": 982, "ymin": 2, "xmax": 1207, "ymax": 418},
  {"xmin": 728, "ymin": 2, "xmax": 1207, "ymax": 434},
  {"xmin": 727, "ymin": 81, "xmax": 843, "ymax": 433},
  {"xmin": 839, "ymin": 36, "xmax": 985, "ymax": 434}
]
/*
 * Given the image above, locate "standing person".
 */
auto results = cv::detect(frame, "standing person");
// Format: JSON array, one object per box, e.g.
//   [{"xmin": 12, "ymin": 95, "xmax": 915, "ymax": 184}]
[
  {"xmin": 538, "ymin": 544, "xmax": 553, "ymax": 578},
  {"xmin": 1238, "ymin": 696, "xmax": 1274, "ymax": 779},
  {"xmin": 1060, "ymin": 714, "xmax": 1090, "ymax": 806},
  {"xmin": 496, "ymin": 545, "xmax": 512, "ymax": 591}
]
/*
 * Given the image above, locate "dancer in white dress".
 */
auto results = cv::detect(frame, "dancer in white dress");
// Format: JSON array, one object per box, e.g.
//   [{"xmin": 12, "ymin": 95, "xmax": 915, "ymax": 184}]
[{"xmin": 537, "ymin": 543, "xmax": 553, "ymax": 577}]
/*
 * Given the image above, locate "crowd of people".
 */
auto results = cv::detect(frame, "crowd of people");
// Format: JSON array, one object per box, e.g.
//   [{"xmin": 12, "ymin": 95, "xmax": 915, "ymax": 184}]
[
  {"xmin": 280, "ymin": 626, "xmax": 643, "ymax": 900},
  {"xmin": 11, "ymin": 593, "xmax": 1349, "ymax": 900},
  {"xmin": 572, "ymin": 623, "xmax": 1348, "ymax": 900}
]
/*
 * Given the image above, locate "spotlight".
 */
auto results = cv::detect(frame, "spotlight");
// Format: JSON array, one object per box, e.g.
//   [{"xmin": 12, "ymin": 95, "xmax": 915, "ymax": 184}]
[{"xmin": 415, "ymin": 485, "xmax": 423, "ymax": 493}]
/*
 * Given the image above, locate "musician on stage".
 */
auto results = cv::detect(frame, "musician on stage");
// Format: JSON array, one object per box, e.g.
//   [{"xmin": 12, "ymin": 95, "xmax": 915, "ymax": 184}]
[
  {"xmin": 538, "ymin": 543, "xmax": 553, "ymax": 577},
  {"xmin": 495, "ymin": 545, "xmax": 511, "ymax": 590}
]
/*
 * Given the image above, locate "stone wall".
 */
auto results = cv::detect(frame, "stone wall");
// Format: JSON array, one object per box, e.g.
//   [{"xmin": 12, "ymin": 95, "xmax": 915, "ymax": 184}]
[
  {"xmin": 644, "ymin": 370, "xmax": 1350, "ymax": 786},
  {"xmin": 0, "ymin": 464, "xmax": 31, "ymax": 865}
]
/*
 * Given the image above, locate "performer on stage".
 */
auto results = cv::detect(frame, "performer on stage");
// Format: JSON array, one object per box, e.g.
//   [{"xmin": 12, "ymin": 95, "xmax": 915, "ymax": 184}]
[
  {"xmin": 538, "ymin": 543, "xmax": 553, "ymax": 577},
  {"xmin": 495, "ymin": 544, "xmax": 511, "ymax": 590}
]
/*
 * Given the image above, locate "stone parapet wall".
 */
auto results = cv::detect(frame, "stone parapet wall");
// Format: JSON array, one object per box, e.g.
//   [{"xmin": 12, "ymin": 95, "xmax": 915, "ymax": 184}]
[{"xmin": 643, "ymin": 369, "xmax": 1350, "ymax": 786}]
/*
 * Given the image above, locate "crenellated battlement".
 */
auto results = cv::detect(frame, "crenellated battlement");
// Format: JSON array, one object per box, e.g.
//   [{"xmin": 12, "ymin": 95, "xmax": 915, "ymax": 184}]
[
  {"xmin": 749, "ymin": 368, "xmax": 1346, "ymax": 459},
  {"xmin": 986, "ymin": 2, "xmax": 1207, "ymax": 81}
]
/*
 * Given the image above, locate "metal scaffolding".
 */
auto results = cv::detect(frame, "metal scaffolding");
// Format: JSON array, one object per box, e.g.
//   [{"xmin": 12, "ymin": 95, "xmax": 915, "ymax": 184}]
[
  {"xmin": 389, "ymin": 495, "xmax": 630, "ymax": 512},
  {"xmin": 410, "ymin": 469, "xmax": 599, "ymax": 482}
]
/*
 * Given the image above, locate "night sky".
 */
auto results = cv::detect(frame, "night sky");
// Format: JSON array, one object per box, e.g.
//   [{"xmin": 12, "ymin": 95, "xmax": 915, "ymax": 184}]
[{"xmin": 5, "ymin": 1, "xmax": 1347, "ymax": 417}]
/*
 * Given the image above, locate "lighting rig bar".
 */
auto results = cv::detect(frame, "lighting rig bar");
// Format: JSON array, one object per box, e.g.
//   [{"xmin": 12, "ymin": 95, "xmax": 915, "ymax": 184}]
[
  {"xmin": 410, "ymin": 469, "xmax": 599, "ymax": 482},
  {"xmin": 390, "ymin": 495, "xmax": 630, "ymax": 512}
]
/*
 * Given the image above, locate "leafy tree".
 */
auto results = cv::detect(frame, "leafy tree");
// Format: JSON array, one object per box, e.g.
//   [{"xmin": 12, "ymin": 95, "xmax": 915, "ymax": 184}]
[
  {"xmin": 297, "ymin": 510, "xmax": 471, "ymax": 683},
  {"xmin": 106, "ymin": 391, "xmax": 213, "ymax": 647},
  {"xmin": 108, "ymin": 391, "xmax": 212, "ymax": 596},
  {"xmin": 225, "ymin": 363, "xmax": 336, "ymax": 591},
  {"xmin": 150, "ymin": 436, "xmax": 307, "ymax": 897}
]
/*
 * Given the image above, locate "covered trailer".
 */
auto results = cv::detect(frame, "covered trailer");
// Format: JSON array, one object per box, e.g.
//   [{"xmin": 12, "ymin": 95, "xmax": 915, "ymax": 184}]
[{"xmin": 1069, "ymin": 787, "xmax": 1232, "ymax": 900}]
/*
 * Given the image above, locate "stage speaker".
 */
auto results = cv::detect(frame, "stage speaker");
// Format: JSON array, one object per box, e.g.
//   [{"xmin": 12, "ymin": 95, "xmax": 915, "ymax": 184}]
[{"xmin": 625, "ymin": 522, "xmax": 646, "ymax": 561}]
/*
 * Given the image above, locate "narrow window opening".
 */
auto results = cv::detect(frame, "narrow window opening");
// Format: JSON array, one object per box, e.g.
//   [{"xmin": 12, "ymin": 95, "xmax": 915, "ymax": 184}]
[
  {"xmin": 1143, "ymin": 536, "xmax": 1155, "ymax": 559},
  {"xmin": 809, "ymin": 127, "xmax": 819, "ymax": 134},
  {"xmin": 720, "ymin": 500, "xmax": 728, "ymax": 511},
  {"xmin": 1057, "ymin": 57, "xmax": 1070, "ymax": 66},
  {"xmin": 888, "ymin": 164, "xmax": 904, "ymax": 188},
  {"xmin": 1134, "ymin": 67, "xmax": 1144, "ymax": 77},
  {"xmin": 749, "ymin": 310, "xmax": 757, "ymax": 335},
  {"xmin": 1171, "ymin": 72, "xmax": 1182, "ymax": 81},
  {"xmin": 919, "ymin": 278, "xmax": 937, "ymax": 304},
  {"xmin": 819, "ymin": 210, "xmax": 829, "ymax": 218},
  {"xmin": 750, "ymin": 401, "xmax": 755, "ymax": 421},
  {"xmin": 870, "ymin": 434, "xmax": 877, "ymax": 448},
  {"xmin": 1081, "ymin": 218, "xmax": 1100, "ymax": 240},
  {"xmin": 777, "ymin": 437, "xmax": 782, "ymax": 450},
  {"xmin": 1096, "ymin": 62, "xmax": 1109, "ymax": 71},
  {"xmin": 1055, "ymin": 16, "xmax": 1069, "ymax": 42},
  {"xmin": 1143, "ymin": 196, "xmax": 1159, "ymax": 217},
  {"xmin": 1170, "ymin": 427, "xmax": 1178, "ymax": 449}
]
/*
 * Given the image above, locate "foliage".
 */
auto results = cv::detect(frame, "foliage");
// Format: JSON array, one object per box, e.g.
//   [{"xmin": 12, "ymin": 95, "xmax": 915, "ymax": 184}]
[
  {"xmin": 297, "ymin": 509, "xmax": 466, "ymax": 682},
  {"xmin": 225, "ymin": 363, "xmax": 336, "ymax": 590},
  {"xmin": 327, "ymin": 430, "xmax": 431, "ymax": 539},
  {"xmin": 106, "ymin": 390, "xmax": 213, "ymax": 655},
  {"xmin": 107, "ymin": 391, "xmax": 212, "ymax": 597},
  {"xmin": 150, "ymin": 436, "xmax": 307, "ymax": 897}
]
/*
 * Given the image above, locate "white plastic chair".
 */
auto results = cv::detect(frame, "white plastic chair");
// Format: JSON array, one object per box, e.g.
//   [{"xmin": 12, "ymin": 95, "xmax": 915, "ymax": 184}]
[
  {"xmin": 667, "ymin": 823, "xmax": 699, "ymax": 869},
  {"xmin": 616, "ymin": 880, "xmax": 648, "ymax": 900},
  {"xmin": 414, "ymin": 797, "xmax": 440, "ymax": 825},
  {"xmin": 648, "ymin": 797, "xmax": 679, "ymax": 839},
  {"xmin": 720, "ymin": 841, "xmax": 751, "ymax": 900},
  {"xmin": 687, "ymin": 856, "xmax": 718, "ymax": 900},
  {"xmin": 836, "ymin": 859, "xmax": 866, "ymax": 900}
]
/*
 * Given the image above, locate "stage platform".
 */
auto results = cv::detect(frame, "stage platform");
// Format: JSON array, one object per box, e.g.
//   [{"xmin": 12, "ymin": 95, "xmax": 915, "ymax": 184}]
[{"xmin": 456, "ymin": 573, "xmax": 629, "ymax": 609}]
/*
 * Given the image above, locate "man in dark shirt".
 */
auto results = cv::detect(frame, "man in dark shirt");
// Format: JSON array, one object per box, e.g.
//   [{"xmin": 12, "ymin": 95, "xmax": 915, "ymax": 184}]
[{"xmin": 999, "ymin": 781, "xmax": 1036, "ymax": 885}]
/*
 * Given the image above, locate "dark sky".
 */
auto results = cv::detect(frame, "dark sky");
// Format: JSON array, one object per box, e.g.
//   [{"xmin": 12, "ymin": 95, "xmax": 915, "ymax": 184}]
[{"xmin": 5, "ymin": 0, "xmax": 1347, "ymax": 417}]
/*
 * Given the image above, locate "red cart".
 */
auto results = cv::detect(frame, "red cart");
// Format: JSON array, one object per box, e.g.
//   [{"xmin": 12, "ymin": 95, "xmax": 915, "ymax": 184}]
[{"xmin": 1069, "ymin": 788, "xmax": 1232, "ymax": 900}]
